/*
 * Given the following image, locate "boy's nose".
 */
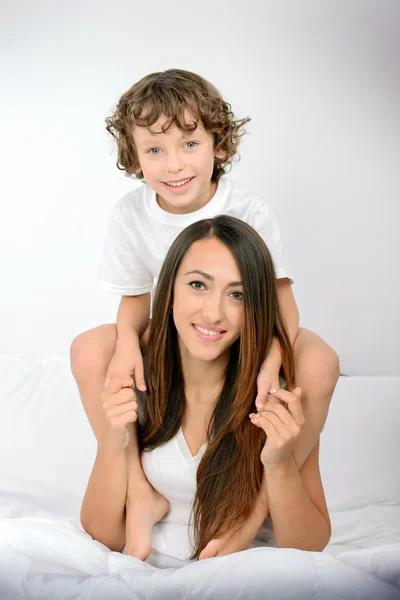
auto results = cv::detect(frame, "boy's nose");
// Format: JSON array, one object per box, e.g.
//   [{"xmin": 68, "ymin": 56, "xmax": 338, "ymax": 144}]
[{"xmin": 166, "ymin": 151, "xmax": 184, "ymax": 172}]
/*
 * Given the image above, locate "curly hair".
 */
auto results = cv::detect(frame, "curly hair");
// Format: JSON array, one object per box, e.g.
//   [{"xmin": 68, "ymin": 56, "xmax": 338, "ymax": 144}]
[{"xmin": 105, "ymin": 69, "xmax": 251, "ymax": 182}]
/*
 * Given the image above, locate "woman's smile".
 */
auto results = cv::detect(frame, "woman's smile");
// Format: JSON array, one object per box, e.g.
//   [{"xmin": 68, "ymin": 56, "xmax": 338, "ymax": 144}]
[{"xmin": 192, "ymin": 323, "xmax": 227, "ymax": 342}]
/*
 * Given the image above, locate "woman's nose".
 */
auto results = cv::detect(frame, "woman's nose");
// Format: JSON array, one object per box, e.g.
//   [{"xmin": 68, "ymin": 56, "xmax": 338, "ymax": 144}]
[{"xmin": 202, "ymin": 294, "xmax": 224, "ymax": 323}]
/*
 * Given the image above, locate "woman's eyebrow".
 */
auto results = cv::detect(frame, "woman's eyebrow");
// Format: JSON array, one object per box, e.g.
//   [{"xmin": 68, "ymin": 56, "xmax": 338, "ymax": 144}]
[{"xmin": 183, "ymin": 270, "xmax": 243, "ymax": 286}]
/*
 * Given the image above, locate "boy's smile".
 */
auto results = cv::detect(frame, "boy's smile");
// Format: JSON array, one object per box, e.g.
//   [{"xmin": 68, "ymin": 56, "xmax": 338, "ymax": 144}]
[
  {"xmin": 162, "ymin": 175, "xmax": 195, "ymax": 194},
  {"xmin": 132, "ymin": 112, "xmax": 225, "ymax": 215}
]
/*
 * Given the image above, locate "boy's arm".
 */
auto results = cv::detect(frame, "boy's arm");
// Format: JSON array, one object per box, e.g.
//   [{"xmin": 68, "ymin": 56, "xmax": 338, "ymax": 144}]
[
  {"xmin": 276, "ymin": 278, "xmax": 299, "ymax": 345},
  {"xmin": 267, "ymin": 279, "xmax": 299, "ymax": 368},
  {"xmin": 256, "ymin": 278, "xmax": 299, "ymax": 400},
  {"xmin": 116, "ymin": 293, "xmax": 151, "ymax": 346},
  {"xmin": 105, "ymin": 293, "xmax": 151, "ymax": 390}
]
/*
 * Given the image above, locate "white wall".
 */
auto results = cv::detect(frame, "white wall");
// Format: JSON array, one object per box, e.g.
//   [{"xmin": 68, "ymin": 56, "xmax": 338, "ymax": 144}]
[{"xmin": 1, "ymin": 0, "xmax": 399, "ymax": 375}]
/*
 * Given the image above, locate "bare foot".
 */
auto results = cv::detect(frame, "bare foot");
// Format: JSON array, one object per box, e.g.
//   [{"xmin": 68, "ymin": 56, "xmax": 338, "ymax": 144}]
[
  {"xmin": 123, "ymin": 482, "xmax": 169, "ymax": 560},
  {"xmin": 198, "ymin": 523, "xmax": 253, "ymax": 560}
]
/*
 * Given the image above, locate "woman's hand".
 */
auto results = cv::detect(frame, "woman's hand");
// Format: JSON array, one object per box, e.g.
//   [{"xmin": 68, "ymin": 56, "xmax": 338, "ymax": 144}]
[
  {"xmin": 100, "ymin": 377, "xmax": 139, "ymax": 453},
  {"xmin": 249, "ymin": 387, "xmax": 304, "ymax": 468}
]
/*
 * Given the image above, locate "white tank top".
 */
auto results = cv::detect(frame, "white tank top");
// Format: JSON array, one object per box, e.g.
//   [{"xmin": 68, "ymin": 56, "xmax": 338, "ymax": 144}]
[{"xmin": 141, "ymin": 424, "xmax": 276, "ymax": 565}]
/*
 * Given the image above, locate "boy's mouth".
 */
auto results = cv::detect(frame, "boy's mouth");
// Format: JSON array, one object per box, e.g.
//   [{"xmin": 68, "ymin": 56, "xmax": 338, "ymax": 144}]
[{"xmin": 163, "ymin": 177, "xmax": 195, "ymax": 191}]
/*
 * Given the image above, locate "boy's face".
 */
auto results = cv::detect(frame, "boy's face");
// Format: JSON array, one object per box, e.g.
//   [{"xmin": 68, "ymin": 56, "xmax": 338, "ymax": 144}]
[{"xmin": 132, "ymin": 112, "xmax": 225, "ymax": 214}]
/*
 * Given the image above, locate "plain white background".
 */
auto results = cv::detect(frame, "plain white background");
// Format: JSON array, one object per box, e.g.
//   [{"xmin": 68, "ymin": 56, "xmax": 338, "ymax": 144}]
[{"xmin": 1, "ymin": 0, "xmax": 399, "ymax": 375}]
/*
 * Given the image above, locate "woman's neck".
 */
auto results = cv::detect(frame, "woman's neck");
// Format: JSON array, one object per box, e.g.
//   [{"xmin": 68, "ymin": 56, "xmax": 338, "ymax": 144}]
[{"xmin": 179, "ymin": 344, "xmax": 228, "ymax": 406}]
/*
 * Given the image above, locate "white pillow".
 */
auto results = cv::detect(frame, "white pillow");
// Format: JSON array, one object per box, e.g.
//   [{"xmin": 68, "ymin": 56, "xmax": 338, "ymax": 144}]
[
  {"xmin": 319, "ymin": 376, "xmax": 400, "ymax": 548},
  {"xmin": 0, "ymin": 356, "xmax": 96, "ymax": 519}
]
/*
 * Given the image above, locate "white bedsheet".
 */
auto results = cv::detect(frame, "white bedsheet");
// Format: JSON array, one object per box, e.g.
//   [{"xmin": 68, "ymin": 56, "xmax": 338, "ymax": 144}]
[
  {"xmin": 1, "ymin": 358, "xmax": 399, "ymax": 598},
  {"xmin": 0, "ymin": 506, "xmax": 399, "ymax": 600}
]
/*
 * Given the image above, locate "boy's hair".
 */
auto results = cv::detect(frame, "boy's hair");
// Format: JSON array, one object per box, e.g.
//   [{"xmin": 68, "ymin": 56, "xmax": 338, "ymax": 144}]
[{"xmin": 105, "ymin": 69, "xmax": 251, "ymax": 181}]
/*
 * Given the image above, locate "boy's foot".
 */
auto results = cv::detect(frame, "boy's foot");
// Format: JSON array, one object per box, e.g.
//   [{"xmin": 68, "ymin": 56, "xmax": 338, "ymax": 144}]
[{"xmin": 123, "ymin": 482, "xmax": 169, "ymax": 560}]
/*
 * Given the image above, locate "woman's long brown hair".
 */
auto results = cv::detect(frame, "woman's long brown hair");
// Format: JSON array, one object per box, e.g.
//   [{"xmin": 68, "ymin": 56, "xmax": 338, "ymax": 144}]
[{"xmin": 139, "ymin": 215, "xmax": 294, "ymax": 559}]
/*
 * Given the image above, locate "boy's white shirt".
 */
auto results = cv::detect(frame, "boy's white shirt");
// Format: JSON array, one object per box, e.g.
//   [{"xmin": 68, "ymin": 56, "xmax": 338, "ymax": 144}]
[{"xmin": 96, "ymin": 177, "xmax": 291, "ymax": 296}]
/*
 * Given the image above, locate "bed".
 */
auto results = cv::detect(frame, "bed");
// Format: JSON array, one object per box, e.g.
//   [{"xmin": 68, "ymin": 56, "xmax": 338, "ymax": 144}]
[{"xmin": 0, "ymin": 355, "xmax": 399, "ymax": 599}]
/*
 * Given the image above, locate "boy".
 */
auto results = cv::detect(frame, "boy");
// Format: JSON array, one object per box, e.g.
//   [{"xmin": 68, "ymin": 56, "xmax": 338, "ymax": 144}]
[{"xmin": 71, "ymin": 69, "xmax": 339, "ymax": 560}]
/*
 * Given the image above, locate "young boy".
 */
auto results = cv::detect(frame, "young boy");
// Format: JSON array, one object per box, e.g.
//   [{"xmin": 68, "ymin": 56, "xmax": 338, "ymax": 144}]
[{"xmin": 72, "ymin": 69, "xmax": 339, "ymax": 561}]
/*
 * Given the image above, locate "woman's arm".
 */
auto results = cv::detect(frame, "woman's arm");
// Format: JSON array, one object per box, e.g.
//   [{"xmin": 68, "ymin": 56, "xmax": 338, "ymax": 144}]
[
  {"xmin": 265, "ymin": 439, "xmax": 331, "ymax": 551},
  {"xmin": 250, "ymin": 387, "xmax": 331, "ymax": 552},
  {"xmin": 80, "ymin": 443, "xmax": 128, "ymax": 551},
  {"xmin": 80, "ymin": 376, "xmax": 139, "ymax": 551}
]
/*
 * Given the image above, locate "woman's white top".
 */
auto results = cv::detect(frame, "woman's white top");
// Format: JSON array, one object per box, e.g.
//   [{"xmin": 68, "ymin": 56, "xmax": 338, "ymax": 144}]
[{"xmin": 141, "ymin": 423, "xmax": 276, "ymax": 567}]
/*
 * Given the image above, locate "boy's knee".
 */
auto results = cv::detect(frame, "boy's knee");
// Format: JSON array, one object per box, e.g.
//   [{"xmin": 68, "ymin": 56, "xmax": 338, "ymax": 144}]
[
  {"xmin": 70, "ymin": 324, "xmax": 117, "ymax": 380},
  {"xmin": 294, "ymin": 328, "xmax": 340, "ymax": 394}
]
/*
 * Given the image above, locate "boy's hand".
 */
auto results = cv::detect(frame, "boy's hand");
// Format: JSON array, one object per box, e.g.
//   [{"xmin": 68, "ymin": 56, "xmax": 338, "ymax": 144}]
[
  {"xmin": 255, "ymin": 363, "xmax": 281, "ymax": 412},
  {"xmin": 100, "ymin": 377, "xmax": 138, "ymax": 453},
  {"xmin": 250, "ymin": 387, "xmax": 304, "ymax": 467},
  {"xmin": 105, "ymin": 340, "xmax": 146, "ymax": 392}
]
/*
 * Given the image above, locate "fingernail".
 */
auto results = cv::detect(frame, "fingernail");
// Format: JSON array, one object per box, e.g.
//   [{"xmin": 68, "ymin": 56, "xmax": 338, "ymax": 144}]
[
  {"xmin": 269, "ymin": 388, "xmax": 277, "ymax": 394},
  {"xmin": 256, "ymin": 400, "xmax": 263, "ymax": 409}
]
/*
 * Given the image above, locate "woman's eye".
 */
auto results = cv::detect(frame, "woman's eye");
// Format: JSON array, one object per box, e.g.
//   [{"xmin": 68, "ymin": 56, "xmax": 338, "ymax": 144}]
[
  {"xmin": 189, "ymin": 280, "xmax": 206, "ymax": 291},
  {"xmin": 185, "ymin": 141, "xmax": 198, "ymax": 149},
  {"xmin": 229, "ymin": 291, "xmax": 244, "ymax": 301},
  {"xmin": 148, "ymin": 148, "xmax": 161, "ymax": 155}
]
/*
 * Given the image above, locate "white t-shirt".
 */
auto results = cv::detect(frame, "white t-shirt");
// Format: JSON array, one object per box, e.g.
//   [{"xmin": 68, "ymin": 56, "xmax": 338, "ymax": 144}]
[{"xmin": 96, "ymin": 177, "xmax": 291, "ymax": 296}]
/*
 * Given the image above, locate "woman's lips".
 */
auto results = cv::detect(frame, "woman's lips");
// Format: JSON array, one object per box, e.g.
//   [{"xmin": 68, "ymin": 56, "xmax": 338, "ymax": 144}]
[{"xmin": 192, "ymin": 323, "xmax": 226, "ymax": 342}]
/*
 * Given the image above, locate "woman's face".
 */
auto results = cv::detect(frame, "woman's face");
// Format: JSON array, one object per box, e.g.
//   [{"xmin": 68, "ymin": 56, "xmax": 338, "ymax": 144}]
[{"xmin": 173, "ymin": 237, "xmax": 245, "ymax": 363}]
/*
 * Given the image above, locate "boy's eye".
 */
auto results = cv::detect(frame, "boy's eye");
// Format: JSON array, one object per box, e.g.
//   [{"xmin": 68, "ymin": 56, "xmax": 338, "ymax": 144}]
[
  {"xmin": 229, "ymin": 290, "xmax": 244, "ymax": 301},
  {"xmin": 189, "ymin": 280, "xmax": 206, "ymax": 291},
  {"xmin": 185, "ymin": 141, "xmax": 198, "ymax": 149},
  {"xmin": 148, "ymin": 148, "xmax": 161, "ymax": 155}
]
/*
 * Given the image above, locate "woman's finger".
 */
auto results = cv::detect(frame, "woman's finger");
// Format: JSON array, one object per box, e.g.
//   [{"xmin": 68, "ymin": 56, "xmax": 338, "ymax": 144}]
[
  {"xmin": 254, "ymin": 411, "xmax": 294, "ymax": 441},
  {"xmin": 258, "ymin": 401, "xmax": 296, "ymax": 429},
  {"xmin": 268, "ymin": 387, "xmax": 303, "ymax": 421},
  {"xmin": 105, "ymin": 376, "xmax": 134, "ymax": 394},
  {"xmin": 103, "ymin": 388, "xmax": 136, "ymax": 407},
  {"xmin": 257, "ymin": 400, "xmax": 304, "ymax": 432},
  {"xmin": 110, "ymin": 410, "xmax": 138, "ymax": 427},
  {"xmin": 249, "ymin": 412, "xmax": 280, "ymax": 439},
  {"xmin": 106, "ymin": 400, "xmax": 138, "ymax": 418}
]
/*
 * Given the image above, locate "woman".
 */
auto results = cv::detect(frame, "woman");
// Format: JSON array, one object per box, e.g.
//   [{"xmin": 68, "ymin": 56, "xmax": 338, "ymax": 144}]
[{"xmin": 81, "ymin": 216, "xmax": 331, "ymax": 565}]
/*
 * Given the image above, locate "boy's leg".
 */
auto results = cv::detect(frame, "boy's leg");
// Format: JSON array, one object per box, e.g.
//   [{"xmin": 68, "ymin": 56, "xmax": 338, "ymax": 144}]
[
  {"xmin": 291, "ymin": 327, "xmax": 340, "ymax": 468},
  {"xmin": 70, "ymin": 324, "xmax": 118, "ymax": 441}
]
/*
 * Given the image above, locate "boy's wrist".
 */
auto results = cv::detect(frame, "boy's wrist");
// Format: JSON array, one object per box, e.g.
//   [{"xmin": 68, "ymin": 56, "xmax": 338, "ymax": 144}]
[
  {"xmin": 263, "ymin": 339, "xmax": 282, "ymax": 371},
  {"xmin": 115, "ymin": 328, "xmax": 141, "ymax": 350}
]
